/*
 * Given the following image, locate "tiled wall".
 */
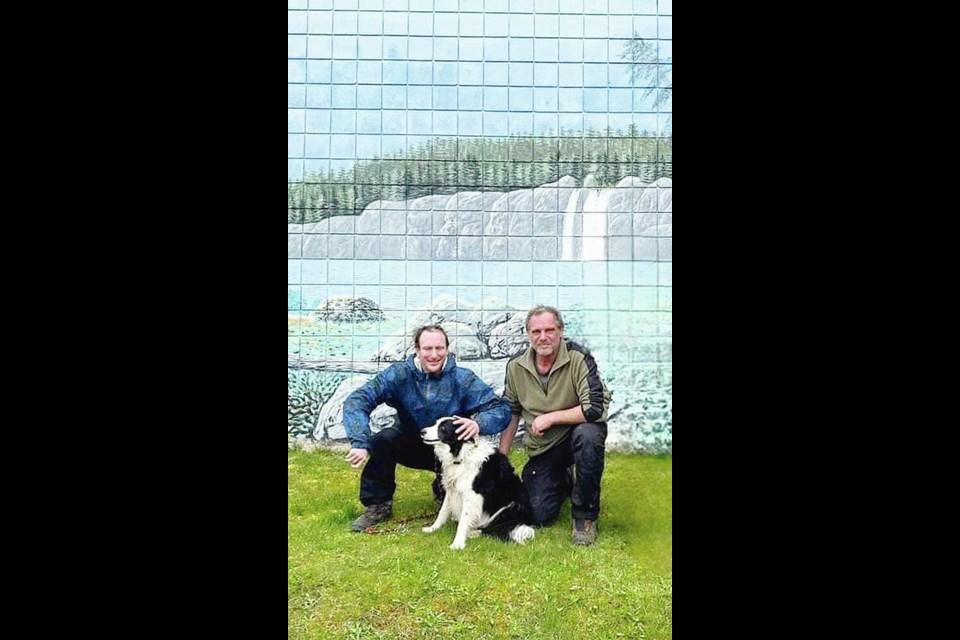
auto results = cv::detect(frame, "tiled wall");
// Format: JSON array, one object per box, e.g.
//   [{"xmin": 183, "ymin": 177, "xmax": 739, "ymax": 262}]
[{"xmin": 288, "ymin": 0, "xmax": 672, "ymax": 454}]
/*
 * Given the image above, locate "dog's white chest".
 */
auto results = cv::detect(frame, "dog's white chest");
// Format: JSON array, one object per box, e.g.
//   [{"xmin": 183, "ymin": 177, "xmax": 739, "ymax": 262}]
[{"xmin": 440, "ymin": 465, "xmax": 476, "ymax": 521}]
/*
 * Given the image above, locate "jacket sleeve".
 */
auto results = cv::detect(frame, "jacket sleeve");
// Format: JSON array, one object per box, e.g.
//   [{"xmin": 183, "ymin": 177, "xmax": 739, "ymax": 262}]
[
  {"xmin": 342, "ymin": 367, "xmax": 398, "ymax": 449},
  {"xmin": 460, "ymin": 370, "xmax": 512, "ymax": 435},
  {"xmin": 575, "ymin": 351, "xmax": 610, "ymax": 424}
]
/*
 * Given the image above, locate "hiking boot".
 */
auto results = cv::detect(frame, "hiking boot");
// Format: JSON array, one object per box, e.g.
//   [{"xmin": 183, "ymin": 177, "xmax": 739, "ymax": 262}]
[
  {"xmin": 572, "ymin": 518, "xmax": 597, "ymax": 545},
  {"xmin": 351, "ymin": 500, "xmax": 393, "ymax": 532}
]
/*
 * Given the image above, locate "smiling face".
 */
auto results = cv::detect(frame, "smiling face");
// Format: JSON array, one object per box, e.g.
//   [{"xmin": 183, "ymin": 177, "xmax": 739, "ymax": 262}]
[
  {"xmin": 415, "ymin": 329, "xmax": 448, "ymax": 374},
  {"xmin": 527, "ymin": 311, "xmax": 563, "ymax": 359}
]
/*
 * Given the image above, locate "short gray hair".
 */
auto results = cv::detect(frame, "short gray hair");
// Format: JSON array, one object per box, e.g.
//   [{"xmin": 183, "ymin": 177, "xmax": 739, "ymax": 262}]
[{"xmin": 525, "ymin": 305, "xmax": 564, "ymax": 331}]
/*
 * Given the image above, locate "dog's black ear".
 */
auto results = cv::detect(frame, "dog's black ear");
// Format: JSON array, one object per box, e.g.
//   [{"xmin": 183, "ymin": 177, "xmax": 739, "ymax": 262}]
[
  {"xmin": 438, "ymin": 417, "xmax": 468, "ymax": 457},
  {"xmin": 439, "ymin": 418, "xmax": 457, "ymax": 441}
]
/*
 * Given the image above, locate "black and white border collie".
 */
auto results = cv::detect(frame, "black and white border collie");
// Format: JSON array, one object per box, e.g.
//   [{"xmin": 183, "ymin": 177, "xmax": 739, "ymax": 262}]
[{"xmin": 420, "ymin": 417, "xmax": 536, "ymax": 550}]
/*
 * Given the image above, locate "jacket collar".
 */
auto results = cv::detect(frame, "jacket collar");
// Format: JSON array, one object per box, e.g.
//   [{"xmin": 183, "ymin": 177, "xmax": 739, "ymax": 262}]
[
  {"xmin": 518, "ymin": 339, "xmax": 570, "ymax": 376},
  {"xmin": 409, "ymin": 353, "xmax": 457, "ymax": 379}
]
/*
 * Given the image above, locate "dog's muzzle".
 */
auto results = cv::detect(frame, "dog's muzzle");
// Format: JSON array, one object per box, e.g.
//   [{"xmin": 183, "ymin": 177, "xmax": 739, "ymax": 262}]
[{"xmin": 420, "ymin": 425, "xmax": 440, "ymax": 443}]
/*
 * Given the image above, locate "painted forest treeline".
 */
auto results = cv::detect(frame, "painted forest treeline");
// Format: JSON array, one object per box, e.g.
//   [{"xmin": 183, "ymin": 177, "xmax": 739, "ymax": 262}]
[{"xmin": 288, "ymin": 128, "xmax": 672, "ymax": 224}]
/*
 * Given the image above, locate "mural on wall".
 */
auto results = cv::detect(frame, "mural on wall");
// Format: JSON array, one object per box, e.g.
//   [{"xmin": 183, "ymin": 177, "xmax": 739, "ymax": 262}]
[{"xmin": 288, "ymin": 0, "xmax": 672, "ymax": 454}]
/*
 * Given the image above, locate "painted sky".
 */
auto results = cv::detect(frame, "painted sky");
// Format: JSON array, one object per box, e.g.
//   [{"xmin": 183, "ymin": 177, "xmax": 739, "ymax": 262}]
[{"xmin": 288, "ymin": 0, "xmax": 672, "ymax": 179}]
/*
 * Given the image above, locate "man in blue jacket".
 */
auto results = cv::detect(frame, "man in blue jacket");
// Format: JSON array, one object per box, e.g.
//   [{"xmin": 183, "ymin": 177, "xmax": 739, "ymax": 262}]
[{"xmin": 343, "ymin": 324, "xmax": 512, "ymax": 532}]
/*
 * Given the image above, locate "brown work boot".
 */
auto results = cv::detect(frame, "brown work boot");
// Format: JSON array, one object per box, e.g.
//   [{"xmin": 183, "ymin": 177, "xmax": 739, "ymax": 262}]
[
  {"xmin": 572, "ymin": 518, "xmax": 597, "ymax": 545},
  {"xmin": 351, "ymin": 500, "xmax": 393, "ymax": 532}
]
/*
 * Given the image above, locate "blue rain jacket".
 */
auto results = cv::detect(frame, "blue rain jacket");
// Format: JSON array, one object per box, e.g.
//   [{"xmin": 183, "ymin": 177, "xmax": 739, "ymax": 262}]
[{"xmin": 343, "ymin": 354, "xmax": 512, "ymax": 450}]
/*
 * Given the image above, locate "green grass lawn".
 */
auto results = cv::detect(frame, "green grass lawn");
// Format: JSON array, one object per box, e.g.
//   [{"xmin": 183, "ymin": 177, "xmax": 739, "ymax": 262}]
[{"xmin": 289, "ymin": 447, "xmax": 672, "ymax": 639}]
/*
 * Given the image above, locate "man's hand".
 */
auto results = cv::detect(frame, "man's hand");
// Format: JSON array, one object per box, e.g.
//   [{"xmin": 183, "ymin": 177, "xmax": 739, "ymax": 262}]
[
  {"xmin": 452, "ymin": 415, "xmax": 480, "ymax": 440},
  {"xmin": 345, "ymin": 448, "xmax": 369, "ymax": 468},
  {"xmin": 529, "ymin": 414, "xmax": 554, "ymax": 437}
]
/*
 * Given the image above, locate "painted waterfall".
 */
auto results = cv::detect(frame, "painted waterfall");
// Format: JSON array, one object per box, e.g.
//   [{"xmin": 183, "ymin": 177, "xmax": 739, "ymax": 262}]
[{"xmin": 288, "ymin": 173, "xmax": 671, "ymax": 454}]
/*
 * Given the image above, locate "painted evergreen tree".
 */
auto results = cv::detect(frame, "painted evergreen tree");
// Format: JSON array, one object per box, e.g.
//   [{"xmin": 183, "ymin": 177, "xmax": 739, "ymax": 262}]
[
  {"xmin": 403, "ymin": 166, "xmax": 415, "ymax": 199},
  {"xmin": 620, "ymin": 36, "xmax": 672, "ymax": 130},
  {"xmin": 548, "ymin": 147, "xmax": 561, "ymax": 183},
  {"xmin": 289, "ymin": 130, "xmax": 672, "ymax": 219}
]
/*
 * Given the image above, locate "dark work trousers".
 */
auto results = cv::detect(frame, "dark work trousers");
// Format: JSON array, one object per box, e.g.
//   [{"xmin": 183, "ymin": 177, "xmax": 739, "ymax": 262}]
[
  {"xmin": 360, "ymin": 428, "xmax": 443, "ymax": 506},
  {"xmin": 521, "ymin": 422, "xmax": 607, "ymax": 525}
]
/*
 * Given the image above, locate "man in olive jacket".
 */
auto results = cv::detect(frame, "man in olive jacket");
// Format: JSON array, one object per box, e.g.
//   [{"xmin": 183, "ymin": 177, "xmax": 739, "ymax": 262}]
[{"xmin": 499, "ymin": 305, "xmax": 611, "ymax": 545}]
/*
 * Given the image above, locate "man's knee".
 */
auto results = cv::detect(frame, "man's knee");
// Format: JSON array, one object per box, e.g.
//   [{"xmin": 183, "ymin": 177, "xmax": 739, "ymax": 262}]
[
  {"xmin": 572, "ymin": 422, "xmax": 607, "ymax": 448},
  {"xmin": 369, "ymin": 427, "xmax": 402, "ymax": 453}
]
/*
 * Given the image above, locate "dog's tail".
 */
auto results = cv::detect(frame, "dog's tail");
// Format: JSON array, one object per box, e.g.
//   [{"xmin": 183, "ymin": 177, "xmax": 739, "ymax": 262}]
[
  {"xmin": 480, "ymin": 501, "xmax": 536, "ymax": 544},
  {"xmin": 508, "ymin": 524, "xmax": 535, "ymax": 544}
]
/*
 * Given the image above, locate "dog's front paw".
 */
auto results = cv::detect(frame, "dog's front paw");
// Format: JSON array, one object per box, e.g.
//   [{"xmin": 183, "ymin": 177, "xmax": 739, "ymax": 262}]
[
  {"xmin": 422, "ymin": 525, "xmax": 438, "ymax": 533},
  {"xmin": 449, "ymin": 539, "xmax": 466, "ymax": 550}
]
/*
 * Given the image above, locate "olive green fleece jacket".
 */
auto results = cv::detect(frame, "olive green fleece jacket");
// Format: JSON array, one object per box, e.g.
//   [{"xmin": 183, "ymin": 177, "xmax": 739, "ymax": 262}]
[{"xmin": 503, "ymin": 339, "xmax": 612, "ymax": 457}]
